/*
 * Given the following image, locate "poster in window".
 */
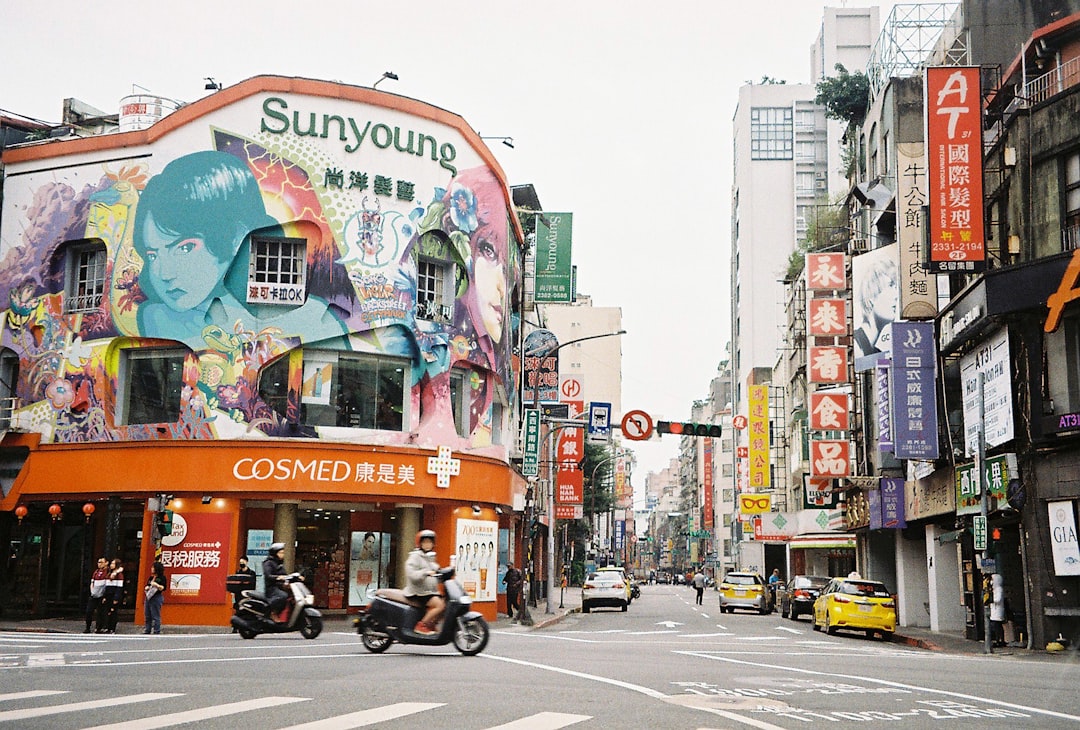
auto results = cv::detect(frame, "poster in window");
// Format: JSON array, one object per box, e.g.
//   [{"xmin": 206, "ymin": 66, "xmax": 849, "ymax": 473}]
[
  {"xmin": 349, "ymin": 531, "xmax": 391, "ymax": 606},
  {"xmin": 455, "ymin": 518, "xmax": 498, "ymax": 601},
  {"xmin": 301, "ymin": 355, "xmax": 334, "ymax": 405}
]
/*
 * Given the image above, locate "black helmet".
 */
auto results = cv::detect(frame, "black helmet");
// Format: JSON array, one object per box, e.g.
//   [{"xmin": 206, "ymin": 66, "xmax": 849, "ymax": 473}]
[
  {"xmin": 269, "ymin": 542, "xmax": 286, "ymax": 556},
  {"xmin": 415, "ymin": 529, "xmax": 436, "ymax": 547}
]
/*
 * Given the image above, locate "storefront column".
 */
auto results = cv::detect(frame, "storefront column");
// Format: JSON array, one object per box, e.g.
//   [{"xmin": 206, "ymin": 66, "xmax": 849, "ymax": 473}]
[
  {"xmin": 273, "ymin": 501, "xmax": 299, "ymax": 571},
  {"xmin": 394, "ymin": 504, "xmax": 422, "ymax": 588},
  {"xmin": 926, "ymin": 524, "xmax": 965, "ymax": 632},
  {"xmin": 895, "ymin": 529, "xmax": 929, "ymax": 628}
]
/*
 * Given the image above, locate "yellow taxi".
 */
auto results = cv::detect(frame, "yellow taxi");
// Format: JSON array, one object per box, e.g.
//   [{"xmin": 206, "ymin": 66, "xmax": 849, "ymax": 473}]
[
  {"xmin": 812, "ymin": 576, "xmax": 896, "ymax": 640},
  {"xmin": 718, "ymin": 571, "xmax": 771, "ymax": 614}
]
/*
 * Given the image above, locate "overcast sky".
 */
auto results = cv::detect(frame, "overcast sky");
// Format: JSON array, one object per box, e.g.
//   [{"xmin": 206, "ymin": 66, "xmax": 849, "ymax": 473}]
[{"xmin": 4, "ymin": 0, "xmax": 898, "ymax": 484}]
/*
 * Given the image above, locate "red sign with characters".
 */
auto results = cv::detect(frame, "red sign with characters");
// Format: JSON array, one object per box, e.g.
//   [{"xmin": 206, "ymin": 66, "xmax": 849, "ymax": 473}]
[
  {"xmin": 809, "ymin": 392, "xmax": 850, "ymax": 431},
  {"xmin": 810, "ymin": 439, "xmax": 852, "ymax": 478},
  {"xmin": 159, "ymin": 512, "xmax": 231, "ymax": 604},
  {"xmin": 926, "ymin": 66, "xmax": 985, "ymax": 273},
  {"xmin": 808, "ymin": 346, "xmax": 849, "ymax": 383},
  {"xmin": 806, "ymin": 253, "xmax": 847, "ymax": 290},
  {"xmin": 807, "ymin": 298, "xmax": 848, "ymax": 337}
]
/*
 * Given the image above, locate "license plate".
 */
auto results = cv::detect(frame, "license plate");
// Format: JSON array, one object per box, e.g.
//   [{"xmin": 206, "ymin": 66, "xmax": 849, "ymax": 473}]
[
  {"xmin": 858, "ymin": 604, "xmax": 873, "ymax": 613},
  {"xmin": 735, "ymin": 590, "xmax": 746, "ymax": 596}
]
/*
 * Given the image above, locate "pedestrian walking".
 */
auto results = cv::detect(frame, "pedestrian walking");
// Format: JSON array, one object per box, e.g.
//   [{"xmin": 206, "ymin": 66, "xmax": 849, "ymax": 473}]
[
  {"xmin": 103, "ymin": 558, "xmax": 125, "ymax": 633},
  {"xmin": 990, "ymin": 574, "xmax": 1007, "ymax": 648},
  {"xmin": 503, "ymin": 563, "xmax": 523, "ymax": 619},
  {"xmin": 143, "ymin": 561, "xmax": 167, "ymax": 634},
  {"xmin": 85, "ymin": 557, "xmax": 109, "ymax": 633},
  {"xmin": 692, "ymin": 569, "xmax": 706, "ymax": 605}
]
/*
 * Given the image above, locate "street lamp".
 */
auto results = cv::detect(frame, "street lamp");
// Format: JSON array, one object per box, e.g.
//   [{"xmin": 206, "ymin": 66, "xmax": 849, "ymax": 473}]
[
  {"xmin": 525, "ymin": 329, "xmax": 626, "ymax": 616},
  {"xmin": 480, "ymin": 135, "xmax": 515, "ymax": 149},
  {"xmin": 372, "ymin": 71, "xmax": 399, "ymax": 89}
]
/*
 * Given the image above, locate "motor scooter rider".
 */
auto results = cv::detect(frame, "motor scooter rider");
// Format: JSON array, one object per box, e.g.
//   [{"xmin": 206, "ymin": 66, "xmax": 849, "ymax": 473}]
[
  {"xmin": 404, "ymin": 530, "xmax": 445, "ymax": 635},
  {"xmin": 263, "ymin": 543, "xmax": 290, "ymax": 621}
]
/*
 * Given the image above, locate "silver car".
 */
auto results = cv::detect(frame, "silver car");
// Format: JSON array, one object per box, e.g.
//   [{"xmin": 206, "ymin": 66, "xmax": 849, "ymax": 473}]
[{"xmin": 581, "ymin": 572, "xmax": 628, "ymax": 613}]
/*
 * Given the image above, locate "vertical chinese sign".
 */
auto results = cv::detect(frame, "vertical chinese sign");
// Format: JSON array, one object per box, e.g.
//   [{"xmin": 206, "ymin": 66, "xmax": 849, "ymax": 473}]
[
  {"xmin": 703, "ymin": 438, "xmax": 714, "ymax": 529},
  {"xmin": 555, "ymin": 398, "xmax": 585, "ymax": 520},
  {"xmin": 160, "ymin": 512, "xmax": 230, "ymax": 604},
  {"xmin": 523, "ymin": 329, "xmax": 559, "ymax": 403},
  {"xmin": 926, "ymin": 66, "xmax": 985, "ymax": 273},
  {"xmin": 534, "ymin": 213, "xmax": 574, "ymax": 303},
  {"xmin": 747, "ymin": 384, "xmax": 770, "ymax": 488},
  {"xmin": 806, "ymin": 252, "xmax": 852, "ymax": 481},
  {"xmin": 889, "ymin": 321, "xmax": 940, "ymax": 459},
  {"xmin": 896, "ymin": 142, "xmax": 938, "ymax": 316}
]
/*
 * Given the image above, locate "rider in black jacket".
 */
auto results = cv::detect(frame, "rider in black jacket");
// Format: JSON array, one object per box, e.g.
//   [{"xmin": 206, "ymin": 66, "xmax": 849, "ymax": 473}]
[{"xmin": 262, "ymin": 543, "xmax": 289, "ymax": 619}]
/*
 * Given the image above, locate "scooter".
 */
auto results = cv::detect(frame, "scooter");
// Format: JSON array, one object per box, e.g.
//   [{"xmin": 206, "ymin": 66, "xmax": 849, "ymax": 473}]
[
  {"xmin": 231, "ymin": 573, "xmax": 323, "ymax": 640},
  {"xmin": 630, "ymin": 581, "xmax": 641, "ymax": 600},
  {"xmin": 355, "ymin": 566, "xmax": 489, "ymax": 656}
]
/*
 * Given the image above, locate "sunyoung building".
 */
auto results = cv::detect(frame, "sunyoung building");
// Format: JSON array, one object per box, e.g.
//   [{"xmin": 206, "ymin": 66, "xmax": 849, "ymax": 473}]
[{"xmin": 0, "ymin": 76, "xmax": 526, "ymax": 626}]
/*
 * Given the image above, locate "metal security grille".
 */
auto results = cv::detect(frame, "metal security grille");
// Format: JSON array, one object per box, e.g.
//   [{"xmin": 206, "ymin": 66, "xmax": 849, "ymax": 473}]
[
  {"xmin": 67, "ymin": 246, "xmax": 107, "ymax": 313},
  {"xmin": 251, "ymin": 238, "xmax": 306, "ymax": 285}
]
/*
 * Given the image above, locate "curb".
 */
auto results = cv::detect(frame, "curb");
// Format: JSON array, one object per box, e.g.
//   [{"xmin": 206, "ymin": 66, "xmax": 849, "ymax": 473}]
[{"xmin": 893, "ymin": 633, "xmax": 944, "ymax": 652}]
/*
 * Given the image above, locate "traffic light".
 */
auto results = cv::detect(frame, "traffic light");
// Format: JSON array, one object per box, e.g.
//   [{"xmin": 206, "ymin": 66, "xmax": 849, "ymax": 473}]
[
  {"xmin": 155, "ymin": 509, "xmax": 174, "ymax": 537},
  {"xmin": 656, "ymin": 421, "xmax": 722, "ymax": 438}
]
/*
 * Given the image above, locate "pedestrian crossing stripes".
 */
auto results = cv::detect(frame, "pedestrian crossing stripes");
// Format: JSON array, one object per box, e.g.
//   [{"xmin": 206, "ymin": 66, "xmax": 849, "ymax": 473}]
[{"xmin": 0, "ymin": 692, "xmax": 595, "ymax": 729}]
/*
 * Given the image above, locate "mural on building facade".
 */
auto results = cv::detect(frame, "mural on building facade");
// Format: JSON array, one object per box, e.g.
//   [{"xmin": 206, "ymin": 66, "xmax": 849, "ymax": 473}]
[{"xmin": 0, "ymin": 118, "xmax": 520, "ymax": 453}]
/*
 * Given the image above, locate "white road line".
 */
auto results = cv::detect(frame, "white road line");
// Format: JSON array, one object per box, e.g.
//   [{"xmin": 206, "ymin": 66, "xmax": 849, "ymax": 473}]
[
  {"xmin": 700, "ymin": 613, "xmax": 710, "ymax": 618},
  {"xmin": 0, "ymin": 690, "xmax": 67, "ymax": 702},
  {"xmin": 1, "ymin": 652, "xmax": 391, "ymax": 670},
  {"xmin": 676, "ymin": 651, "xmax": 1080, "ymax": 723},
  {"xmin": 0, "ymin": 692, "xmax": 180, "ymax": 723},
  {"xmin": 677, "ymin": 633, "xmax": 734, "ymax": 638},
  {"xmin": 277, "ymin": 702, "xmax": 444, "ymax": 729},
  {"xmin": 485, "ymin": 711, "xmax": 592, "ymax": 729},
  {"xmin": 84, "ymin": 696, "xmax": 308, "ymax": 730},
  {"xmin": 715, "ymin": 624, "xmax": 727, "ymax": 630},
  {"xmin": 775, "ymin": 626, "xmax": 802, "ymax": 634}
]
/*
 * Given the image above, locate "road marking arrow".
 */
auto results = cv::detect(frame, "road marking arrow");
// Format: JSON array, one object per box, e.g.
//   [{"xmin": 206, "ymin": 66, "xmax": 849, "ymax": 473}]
[{"xmin": 656, "ymin": 621, "xmax": 684, "ymax": 628}]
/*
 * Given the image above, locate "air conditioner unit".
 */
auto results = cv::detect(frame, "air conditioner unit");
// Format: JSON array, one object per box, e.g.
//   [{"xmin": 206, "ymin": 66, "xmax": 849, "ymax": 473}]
[
  {"xmin": 850, "ymin": 238, "xmax": 868, "ymax": 253},
  {"xmin": 815, "ymin": 180, "xmax": 827, "ymax": 190}
]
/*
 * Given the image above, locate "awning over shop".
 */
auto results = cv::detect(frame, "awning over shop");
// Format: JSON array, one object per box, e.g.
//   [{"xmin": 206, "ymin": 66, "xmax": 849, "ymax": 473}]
[{"xmin": 789, "ymin": 534, "xmax": 856, "ymax": 549}]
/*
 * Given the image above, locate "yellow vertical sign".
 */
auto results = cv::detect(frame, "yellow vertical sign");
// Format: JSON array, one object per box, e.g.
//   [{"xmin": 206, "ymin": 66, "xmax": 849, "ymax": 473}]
[{"xmin": 748, "ymin": 385, "xmax": 771, "ymax": 488}]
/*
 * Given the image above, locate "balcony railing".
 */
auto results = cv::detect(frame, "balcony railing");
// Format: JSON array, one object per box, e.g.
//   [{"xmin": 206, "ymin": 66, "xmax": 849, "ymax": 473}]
[
  {"xmin": 1063, "ymin": 223, "xmax": 1080, "ymax": 252},
  {"xmin": 1024, "ymin": 56, "xmax": 1080, "ymax": 106}
]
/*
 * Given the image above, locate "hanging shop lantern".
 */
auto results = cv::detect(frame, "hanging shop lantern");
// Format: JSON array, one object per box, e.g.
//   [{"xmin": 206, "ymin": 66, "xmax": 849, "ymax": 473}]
[
  {"xmin": 82, "ymin": 502, "xmax": 96, "ymax": 522},
  {"xmin": 14, "ymin": 504, "xmax": 27, "ymax": 524},
  {"xmin": 48, "ymin": 503, "xmax": 62, "ymax": 521}
]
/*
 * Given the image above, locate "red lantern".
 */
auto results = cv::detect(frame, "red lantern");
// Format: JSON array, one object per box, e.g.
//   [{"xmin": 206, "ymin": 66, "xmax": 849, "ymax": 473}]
[
  {"xmin": 48, "ymin": 503, "xmax": 62, "ymax": 521},
  {"xmin": 14, "ymin": 504, "xmax": 27, "ymax": 524},
  {"xmin": 82, "ymin": 502, "xmax": 95, "ymax": 522}
]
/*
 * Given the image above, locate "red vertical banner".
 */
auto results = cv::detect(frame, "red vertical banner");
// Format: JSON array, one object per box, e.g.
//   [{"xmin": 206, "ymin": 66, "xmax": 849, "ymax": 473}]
[
  {"xmin": 159, "ymin": 512, "xmax": 231, "ymax": 604},
  {"xmin": 702, "ymin": 438, "xmax": 714, "ymax": 529},
  {"xmin": 926, "ymin": 66, "xmax": 985, "ymax": 273}
]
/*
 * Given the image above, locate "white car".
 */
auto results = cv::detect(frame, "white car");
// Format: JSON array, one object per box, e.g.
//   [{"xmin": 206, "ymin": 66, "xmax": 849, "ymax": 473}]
[{"xmin": 581, "ymin": 572, "xmax": 628, "ymax": 613}]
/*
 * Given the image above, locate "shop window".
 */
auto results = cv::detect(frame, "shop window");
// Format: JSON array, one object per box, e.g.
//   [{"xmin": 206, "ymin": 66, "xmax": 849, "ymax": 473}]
[
  {"xmin": 301, "ymin": 351, "xmax": 407, "ymax": 431},
  {"xmin": 64, "ymin": 240, "xmax": 107, "ymax": 313},
  {"xmin": 119, "ymin": 347, "xmax": 186, "ymax": 424},
  {"xmin": 256, "ymin": 354, "xmax": 291, "ymax": 419},
  {"xmin": 0, "ymin": 349, "xmax": 18, "ymax": 429},
  {"xmin": 1064, "ymin": 151, "xmax": 1080, "ymax": 250},
  {"xmin": 247, "ymin": 236, "xmax": 307, "ymax": 306}
]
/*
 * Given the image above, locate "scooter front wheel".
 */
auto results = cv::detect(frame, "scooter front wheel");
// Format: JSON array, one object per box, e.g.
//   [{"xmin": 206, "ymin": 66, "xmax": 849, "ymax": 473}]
[
  {"xmin": 360, "ymin": 619, "xmax": 393, "ymax": 653},
  {"xmin": 452, "ymin": 615, "xmax": 489, "ymax": 656},
  {"xmin": 300, "ymin": 612, "xmax": 323, "ymax": 640}
]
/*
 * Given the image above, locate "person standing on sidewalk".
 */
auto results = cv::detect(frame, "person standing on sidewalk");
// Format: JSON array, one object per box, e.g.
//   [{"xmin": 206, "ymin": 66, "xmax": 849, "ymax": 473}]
[
  {"xmin": 103, "ymin": 558, "xmax": 125, "ymax": 633},
  {"xmin": 143, "ymin": 561, "xmax": 167, "ymax": 634},
  {"xmin": 85, "ymin": 558, "xmax": 109, "ymax": 633},
  {"xmin": 692, "ymin": 568, "xmax": 706, "ymax": 605},
  {"xmin": 502, "ymin": 563, "xmax": 523, "ymax": 619}
]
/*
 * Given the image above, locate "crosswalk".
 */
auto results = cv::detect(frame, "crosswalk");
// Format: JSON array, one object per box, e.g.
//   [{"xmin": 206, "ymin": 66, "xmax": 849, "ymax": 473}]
[{"xmin": 0, "ymin": 691, "xmax": 593, "ymax": 729}]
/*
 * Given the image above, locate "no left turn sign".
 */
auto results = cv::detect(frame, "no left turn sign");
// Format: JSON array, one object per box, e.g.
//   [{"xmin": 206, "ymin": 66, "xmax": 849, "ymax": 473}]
[{"xmin": 620, "ymin": 410, "xmax": 654, "ymax": 441}]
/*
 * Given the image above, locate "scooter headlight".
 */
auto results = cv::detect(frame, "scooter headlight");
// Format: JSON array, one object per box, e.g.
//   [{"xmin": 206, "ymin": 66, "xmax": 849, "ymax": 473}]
[
  {"xmin": 460, "ymin": 595, "xmax": 472, "ymax": 606},
  {"xmin": 304, "ymin": 594, "xmax": 315, "ymax": 606}
]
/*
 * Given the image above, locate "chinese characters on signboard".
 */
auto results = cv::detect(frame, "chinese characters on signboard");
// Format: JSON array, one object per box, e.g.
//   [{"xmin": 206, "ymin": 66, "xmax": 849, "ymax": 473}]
[
  {"xmin": 747, "ymin": 385, "xmax": 771, "ymax": 488},
  {"xmin": 889, "ymin": 321, "xmax": 940, "ymax": 459},
  {"xmin": 160, "ymin": 512, "xmax": 231, "ymax": 605},
  {"xmin": 926, "ymin": 66, "xmax": 985, "ymax": 273},
  {"xmin": 896, "ymin": 142, "xmax": 938, "ymax": 316},
  {"xmin": 534, "ymin": 213, "xmax": 574, "ymax": 303}
]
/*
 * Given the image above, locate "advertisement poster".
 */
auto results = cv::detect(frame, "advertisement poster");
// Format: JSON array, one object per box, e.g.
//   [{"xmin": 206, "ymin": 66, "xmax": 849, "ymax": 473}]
[
  {"xmin": 349, "ymin": 531, "xmax": 391, "ymax": 606},
  {"xmin": 852, "ymin": 243, "xmax": 899, "ymax": 371},
  {"xmin": 160, "ymin": 512, "xmax": 231, "ymax": 604},
  {"xmin": 455, "ymin": 518, "xmax": 498, "ymax": 601},
  {"xmin": 246, "ymin": 529, "xmax": 274, "ymax": 594},
  {"xmin": 534, "ymin": 212, "xmax": 574, "ymax": 303}
]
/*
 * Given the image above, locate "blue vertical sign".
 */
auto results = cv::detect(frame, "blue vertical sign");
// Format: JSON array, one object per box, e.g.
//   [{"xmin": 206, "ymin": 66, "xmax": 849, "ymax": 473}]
[
  {"xmin": 889, "ymin": 322, "xmax": 939, "ymax": 459},
  {"xmin": 880, "ymin": 478, "xmax": 907, "ymax": 528},
  {"xmin": 876, "ymin": 361, "xmax": 893, "ymax": 453},
  {"xmin": 522, "ymin": 409, "xmax": 541, "ymax": 476}
]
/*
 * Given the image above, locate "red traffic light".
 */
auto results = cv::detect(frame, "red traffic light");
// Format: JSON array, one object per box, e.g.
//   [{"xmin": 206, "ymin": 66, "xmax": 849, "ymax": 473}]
[{"xmin": 656, "ymin": 421, "xmax": 722, "ymax": 438}]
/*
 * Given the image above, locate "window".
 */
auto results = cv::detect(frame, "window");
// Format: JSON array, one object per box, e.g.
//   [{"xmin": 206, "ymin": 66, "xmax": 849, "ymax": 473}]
[
  {"xmin": 300, "ymin": 351, "xmax": 407, "ymax": 431},
  {"xmin": 416, "ymin": 259, "xmax": 453, "ymax": 322},
  {"xmin": 247, "ymin": 236, "xmax": 307, "ymax": 305},
  {"xmin": 120, "ymin": 348, "xmax": 186, "ymax": 425},
  {"xmin": 1065, "ymin": 152, "xmax": 1080, "ymax": 249},
  {"xmin": 0, "ymin": 349, "xmax": 18, "ymax": 429},
  {"xmin": 750, "ymin": 107, "xmax": 793, "ymax": 160},
  {"xmin": 65, "ymin": 241, "xmax": 107, "ymax": 313},
  {"xmin": 449, "ymin": 368, "xmax": 470, "ymax": 437}
]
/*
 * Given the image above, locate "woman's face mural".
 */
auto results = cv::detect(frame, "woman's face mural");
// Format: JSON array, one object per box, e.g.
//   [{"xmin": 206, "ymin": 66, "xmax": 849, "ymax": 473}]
[
  {"xmin": 139, "ymin": 213, "xmax": 230, "ymax": 311},
  {"xmin": 471, "ymin": 224, "xmax": 507, "ymax": 344}
]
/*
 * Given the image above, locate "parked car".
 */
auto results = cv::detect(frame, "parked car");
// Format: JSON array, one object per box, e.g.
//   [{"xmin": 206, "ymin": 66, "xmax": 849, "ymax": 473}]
[
  {"xmin": 777, "ymin": 575, "xmax": 830, "ymax": 620},
  {"xmin": 718, "ymin": 571, "xmax": 771, "ymax": 614},
  {"xmin": 597, "ymin": 566, "xmax": 633, "ymax": 604},
  {"xmin": 812, "ymin": 576, "xmax": 896, "ymax": 640},
  {"xmin": 582, "ymin": 572, "xmax": 628, "ymax": 613}
]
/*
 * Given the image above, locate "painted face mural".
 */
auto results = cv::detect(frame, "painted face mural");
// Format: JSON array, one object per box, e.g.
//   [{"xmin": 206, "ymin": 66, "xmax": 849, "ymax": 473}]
[{"xmin": 1, "ymin": 112, "xmax": 517, "ymax": 453}]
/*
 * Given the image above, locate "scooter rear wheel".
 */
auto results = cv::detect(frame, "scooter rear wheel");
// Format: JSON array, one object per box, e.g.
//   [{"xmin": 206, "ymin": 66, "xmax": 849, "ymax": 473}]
[
  {"xmin": 452, "ymin": 615, "xmax": 489, "ymax": 656},
  {"xmin": 300, "ymin": 612, "xmax": 323, "ymax": 640},
  {"xmin": 238, "ymin": 627, "xmax": 257, "ymax": 640}
]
